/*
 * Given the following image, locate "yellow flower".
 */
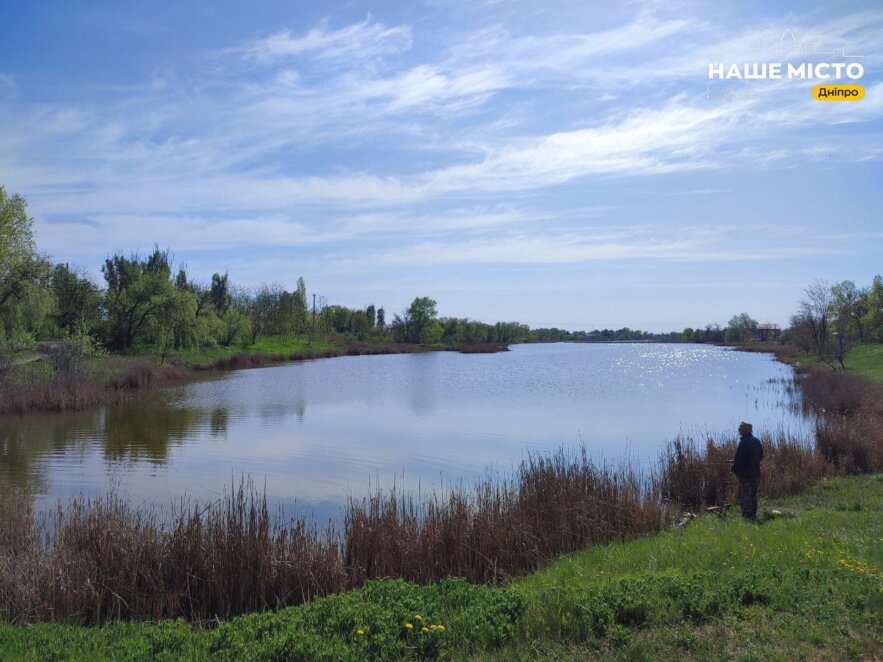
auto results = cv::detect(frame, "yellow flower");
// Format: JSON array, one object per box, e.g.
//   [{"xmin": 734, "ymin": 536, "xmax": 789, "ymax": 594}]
[
  {"xmin": 438, "ymin": 625, "xmax": 445, "ymax": 632},
  {"xmin": 430, "ymin": 625, "xmax": 438, "ymax": 631},
  {"xmin": 356, "ymin": 629, "xmax": 364, "ymax": 636},
  {"xmin": 404, "ymin": 623, "xmax": 414, "ymax": 630},
  {"xmin": 421, "ymin": 627, "xmax": 429, "ymax": 634},
  {"xmin": 414, "ymin": 614, "xmax": 423, "ymax": 621}
]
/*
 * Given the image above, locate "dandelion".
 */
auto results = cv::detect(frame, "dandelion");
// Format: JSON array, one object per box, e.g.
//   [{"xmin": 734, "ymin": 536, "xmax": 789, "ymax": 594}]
[
  {"xmin": 414, "ymin": 614, "xmax": 423, "ymax": 621},
  {"xmin": 438, "ymin": 625, "xmax": 445, "ymax": 632},
  {"xmin": 430, "ymin": 625, "xmax": 438, "ymax": 631},
  {"xmin": 356, "ymin": 629, "xmax": 364, "ymax": 636},
  {"xmin": 421, "ymin": 627, "xmax": 429, "ymax": 634},
  {"xmin": 404, "ymin": 623, "xmax": 414, "ymax": 630}
]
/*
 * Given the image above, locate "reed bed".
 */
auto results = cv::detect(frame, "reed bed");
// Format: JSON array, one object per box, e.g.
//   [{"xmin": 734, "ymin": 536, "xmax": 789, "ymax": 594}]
[
  {"xmin": 656, "ymin": 432, "xmax": 829, "ymax": 510},
  {"xmin": 344, "ymin": 450, "xmax": 661, "ymax": 588},
  {"xmin": 0, "ymin": 361, "xmax": 191, "ymax": 415},
  {"xmin": 656, "ymin": 360, "xmax": 883, "ymax": 509},
  {"xmin": 200, "ymin": 342, "xmax": 507, "ymax": 371},
  {"xmin": 0, "ymin": 452, "xmax": 662, "ymax": 625},
  {"xmin": 729, "ymin": 343, "xmax": 799, "ymax": 361}
]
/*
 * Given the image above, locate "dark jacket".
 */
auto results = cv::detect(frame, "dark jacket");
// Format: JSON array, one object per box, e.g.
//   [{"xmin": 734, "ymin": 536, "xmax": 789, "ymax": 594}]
[{"xmin": 732, "ymin": 434, "xmax": 764, "ymax": 479}]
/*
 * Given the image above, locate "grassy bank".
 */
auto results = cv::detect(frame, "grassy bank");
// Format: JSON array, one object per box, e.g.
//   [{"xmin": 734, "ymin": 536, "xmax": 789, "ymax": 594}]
[
  {"xmin": 1, "ymin": 474, "xmax": 879, "ymax": 660},
  {"xmin": 732, "ymin": 341, "xmax": 883, "ymax": 383},
  {"xmin": 840, "ymin": 343, "xmax": 883, "ymax": 382}
]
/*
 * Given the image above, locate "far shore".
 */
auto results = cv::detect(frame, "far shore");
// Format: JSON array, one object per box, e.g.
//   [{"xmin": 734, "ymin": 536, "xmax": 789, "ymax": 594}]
[{"xmin": 0, "ymin": 338, "xmax": 510, "ymax": 416}]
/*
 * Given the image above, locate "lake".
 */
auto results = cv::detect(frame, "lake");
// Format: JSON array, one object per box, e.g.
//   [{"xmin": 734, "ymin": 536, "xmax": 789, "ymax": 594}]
[{"xmin": 0, "ymin": 343, "xmax": 810, "ymax": 521}]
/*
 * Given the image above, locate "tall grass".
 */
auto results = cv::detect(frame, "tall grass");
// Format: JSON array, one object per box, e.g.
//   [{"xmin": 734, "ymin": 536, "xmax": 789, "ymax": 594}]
[
  {"xmin": 0, "ymin": 452, "xmax": 660, "ymax": 625},
  {"xmin": 344, "ymin": 450, "xmax": 660, "ymax": 588},
  {"xmin": 656, "ymin": 432, "xmax": 829, "ymax": 510},
  {"xmin": 0, "ymin": 361, "xmax": 191, "ymax": 415},
  {"xmin": 656, "ymin": 360, "xmax": 883, "ymax": 509}
]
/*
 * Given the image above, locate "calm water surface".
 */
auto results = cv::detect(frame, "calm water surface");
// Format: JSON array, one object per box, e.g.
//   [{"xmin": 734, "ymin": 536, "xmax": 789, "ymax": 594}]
[{"xmin": 0, "ymin": 343, "xmax": 810, "ymax": 520}]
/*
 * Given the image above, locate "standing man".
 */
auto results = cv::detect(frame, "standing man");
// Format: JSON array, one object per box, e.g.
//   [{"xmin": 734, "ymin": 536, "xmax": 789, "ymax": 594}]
[{"xmin": 732, "ymin": 422, "xmax": 764, "ymax": 521}]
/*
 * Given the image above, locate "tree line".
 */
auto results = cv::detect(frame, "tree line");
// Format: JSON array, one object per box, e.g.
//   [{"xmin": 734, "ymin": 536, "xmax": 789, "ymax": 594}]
[
  {"xmin": 0, "ymin": 187, "xmax": 541, "ymax": 365},
  {"xmin": 2, "ymin": 186, "xmax": 881, "ymax": 369},
  {"xmin": 788, "ymin": 278, "xmax": 883, "ymax": 367}
]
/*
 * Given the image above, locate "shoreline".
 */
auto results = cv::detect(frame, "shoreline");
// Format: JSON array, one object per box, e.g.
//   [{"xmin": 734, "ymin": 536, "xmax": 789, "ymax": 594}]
[{"xmin": 0, "ymin": 339, "xmax": 509, "ymax": 417}]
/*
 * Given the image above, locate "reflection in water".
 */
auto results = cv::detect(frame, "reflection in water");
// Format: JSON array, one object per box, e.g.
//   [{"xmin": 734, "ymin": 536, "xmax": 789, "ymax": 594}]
[
  {"xmin": 406, "ymin": 353, "xmax": 440, "ymax": 416},
  {"xmin": 0, "ymin": 344, "xmax": 812, "ymax": 521},
  {"xmin": 100, "ymin": 403, "xmax": 205, "ymax": 462},
  {"xmin": 210, "ymin": 408, "xmax": 228, "ymax": 438}
]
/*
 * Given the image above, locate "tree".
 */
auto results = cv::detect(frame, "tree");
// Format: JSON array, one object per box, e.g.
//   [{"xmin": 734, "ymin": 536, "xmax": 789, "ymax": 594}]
[
  {"xmin": 401, "ymin": 296, "xmax": 438, "ymax": 343},
  {"xmin": 248, "ymin": 284, "xmax": 284, "ymax": 343},
  {"xmin": 48, "ymin": 325, "xmax": 106, "ymax": 374},
  {"xmin": 152, "ymin": 287, "xmax": 198, "ymax": 364},
  {"xmin": 788, "ymin": 312, "xmax": 815, "ymax": 353},
  {"xmin": 796, "ymin": 280, "xmax": 833, "ymax": 363},
  {"xmin": 864, "ymin": 275, "xmax": 883, "ymax": 342},
  {"xmin": 50, "ymin": 264, "xmax": 100, "ymax": 334},
  {"xmin": 829, "ymin": 280, "xmax": 865, "ymax": 367},
  {"xmin": 102, "ymin": 248, "xmax": 174, "ymax": 350},
  {"xmin": 0, "ymin": 187, "xmax": 51, "ymax": 344},
  {"xmin": 725, "ymin": 312, "xmax": 757, "ymax": 343},
  {"xmin": 828, "ymin": 280, "xmax": 869, "ymax": 342},
  {"xmin": 0, "ymin": 186, "xmax": 39, "ymax": 309},
  {"xmin": 294, "ymin": 277, "xmax": 308, "ymax": 333},
  {"xmin": 210, "ymin": 272, "xmax": 232, "ymax": 314},
  {"xmin": 376, "ymin": 307, "xmax": 385, "ymax": 330}
]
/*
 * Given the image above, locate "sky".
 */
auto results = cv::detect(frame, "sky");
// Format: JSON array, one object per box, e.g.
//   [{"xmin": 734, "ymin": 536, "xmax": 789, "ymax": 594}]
[{"xmin": 1, "ymin": 0, "xmax": 881, "ymax": 331}]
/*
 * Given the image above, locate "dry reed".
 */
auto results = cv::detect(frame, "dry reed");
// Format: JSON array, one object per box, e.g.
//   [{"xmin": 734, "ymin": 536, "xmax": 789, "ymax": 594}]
[{"xmin": 0, "ymin": 362, "xmax": 191, "ymax": 415}]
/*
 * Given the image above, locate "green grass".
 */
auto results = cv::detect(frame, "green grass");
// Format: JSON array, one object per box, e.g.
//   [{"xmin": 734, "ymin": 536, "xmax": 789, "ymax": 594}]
[
  {"xmin": 843, "ymin": 343, "xmax": 883, "ymax": 383},
  {"xmin": 496, "ymin": 474, "xmax": 882, "ymax": 660},
  {"xmin": 1, "ymin": 475, "xmax": 880, "ymax": 661}
]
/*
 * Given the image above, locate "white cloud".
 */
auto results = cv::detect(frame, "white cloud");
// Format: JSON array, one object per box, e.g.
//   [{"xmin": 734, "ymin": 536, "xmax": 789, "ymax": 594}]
[
  {"xmin": 371, "ymin": 228, "xmax": 835, "ymax": 266},
  {"xmin": 240, "ymin": 16, "xmax": 412, "ymax": 63},
  {"xmin": 1, "ymin": 7, "xmax": 881, "ymax": 274}
]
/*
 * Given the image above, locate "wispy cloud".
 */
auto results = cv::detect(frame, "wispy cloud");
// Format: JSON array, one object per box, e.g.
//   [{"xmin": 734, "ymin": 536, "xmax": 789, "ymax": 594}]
[
  {"xmin": 371, "ymin": 226, "xmax": 836, "ymax": 266},
  {"xmin": 0, "ymin": 4, "xmax": 880, "ymax": 297},
  {"xmin": 239, "ymin": 16, "xmax": 412, "ymax": 63}
]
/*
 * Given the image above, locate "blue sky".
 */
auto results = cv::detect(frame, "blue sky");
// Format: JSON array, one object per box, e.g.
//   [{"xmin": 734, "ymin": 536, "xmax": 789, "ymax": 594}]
[{"xmin": 1, "ymin": 0, "xmax": 881, "ymax": 331}]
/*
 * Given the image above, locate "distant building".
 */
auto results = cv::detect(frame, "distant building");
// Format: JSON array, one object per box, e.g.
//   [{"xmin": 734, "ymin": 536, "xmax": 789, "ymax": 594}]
[{"xmin": 753, "ymin": 323, "xmax": 781, "ymax": 342}]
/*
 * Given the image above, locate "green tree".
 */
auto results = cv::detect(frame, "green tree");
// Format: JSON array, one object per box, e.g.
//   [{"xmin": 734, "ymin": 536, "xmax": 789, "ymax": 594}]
[
  {"xmin": 0, "ymin": 187, "xmax": 51, "ymax": 344},
  {"xmin": 725, "ymin": 312, "xmax": 757, "ymax": 343},
  {"xmin": 248, "ymin": 284, "xmax": 284, "ymax": 343},
  {"xmin": 210, "ymin": 272, "xmax": 232, "ymax": 314},
  {"xmin": 0, "ymin": 186, "xmax": 40, "ymax": 309},
  {"xmin": 50, "ymin": 263, "xmax": 100, "ymax": 334},
  {"xmin": 402, "ymin": 296, "xmax": 438, "ymax": 343},
  {"xmin": 294, "ymin": 277, "xmax": 308, "ymax": 333},
  {"xmin": 102, "ymin": 248, "xmax": 174, "ymax": 350},
  {"xmin": 831, "ymin": 280, "xmax": 867, "ymax": 343},
  {"xmin": 863, "ymin": 275, "xmax": 883, "ymax": 342}
]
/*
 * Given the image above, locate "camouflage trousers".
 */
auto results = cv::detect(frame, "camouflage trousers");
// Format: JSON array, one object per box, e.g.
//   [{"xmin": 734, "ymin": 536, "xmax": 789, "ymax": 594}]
[{"xmin": 737, "ymin": 476, "xmax": 760, "ymax": 520}]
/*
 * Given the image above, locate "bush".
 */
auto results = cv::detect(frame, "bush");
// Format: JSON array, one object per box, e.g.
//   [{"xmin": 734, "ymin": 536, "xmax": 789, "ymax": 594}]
[{"xmin": 47, "ymin": 329, "xmax": 105, "ymax": 375}]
